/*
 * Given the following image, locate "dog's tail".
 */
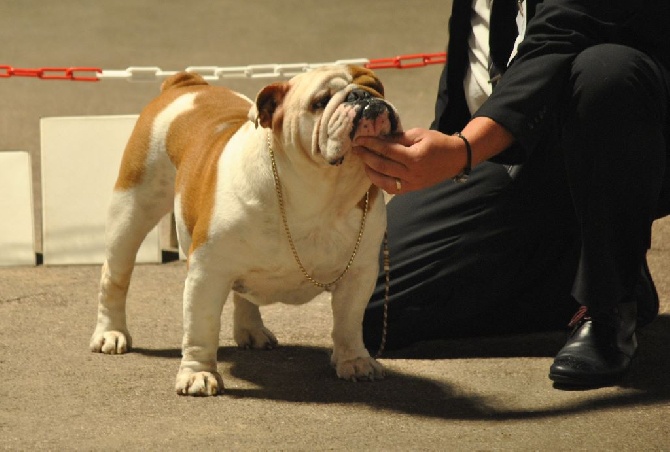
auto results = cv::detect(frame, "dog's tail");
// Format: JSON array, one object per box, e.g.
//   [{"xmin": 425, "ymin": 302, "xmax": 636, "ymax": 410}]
[{"xmin": 160, "ymin": 72, "xmax": 209, "ymax": 92}]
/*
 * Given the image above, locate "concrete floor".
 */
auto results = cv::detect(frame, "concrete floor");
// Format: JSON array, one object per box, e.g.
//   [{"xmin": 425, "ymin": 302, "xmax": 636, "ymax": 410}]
[{"xmin": 1, "ymin": 1, "xmax": 669, "ymax": 450}]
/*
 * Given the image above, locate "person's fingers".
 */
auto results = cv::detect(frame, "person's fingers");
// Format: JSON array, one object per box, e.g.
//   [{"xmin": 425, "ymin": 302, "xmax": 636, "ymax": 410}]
[
  {"xmin": 354, "ymin": 134, "xmax": 414, "ymax": 164},
  {"xmin": 354, "ymin": 143, "xmax": 409, "ymax": 179},
  {"xmin": 353, "ymin": 129, "xmax": 432, "ymax": 193},
  {"xmin": 398, "ymin": 128, "xmax": 425, "ymax": 143},
  {"xmin": 363, "ymin": 165, "xmax": 405, "ymax": 194}
]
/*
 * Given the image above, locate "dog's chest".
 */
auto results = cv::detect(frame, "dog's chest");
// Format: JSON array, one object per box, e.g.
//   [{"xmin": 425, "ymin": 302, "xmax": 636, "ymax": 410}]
[
  {"xmin": 229, "ymin": 212, "xmax": 366, "ymax": 305},
  {"xmin": 232, "ymin": 272, "xmax": 323, "ymax": 306}
]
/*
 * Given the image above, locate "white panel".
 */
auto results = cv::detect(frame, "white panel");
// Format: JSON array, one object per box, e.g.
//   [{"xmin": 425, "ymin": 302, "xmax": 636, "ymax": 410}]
[
  {"xmin": 40, "ymin": 115, "xmax": 162, "ymax": 265},
  {"xmin": 0, "ymin": 151, "xmax": 35, "ymax": 266}
]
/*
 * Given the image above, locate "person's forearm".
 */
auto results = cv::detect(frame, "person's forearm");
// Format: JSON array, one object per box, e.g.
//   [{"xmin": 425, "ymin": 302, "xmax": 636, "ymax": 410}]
[{"xmin": 459, "ymin": 116, "xmax": 515, "ymax": 168}]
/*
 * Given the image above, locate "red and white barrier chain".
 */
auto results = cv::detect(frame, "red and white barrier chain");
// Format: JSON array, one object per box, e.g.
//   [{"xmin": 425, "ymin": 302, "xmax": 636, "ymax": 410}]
[{"xmin": 0, "ymin": 52, "xmax": 446, "ymax": 82}]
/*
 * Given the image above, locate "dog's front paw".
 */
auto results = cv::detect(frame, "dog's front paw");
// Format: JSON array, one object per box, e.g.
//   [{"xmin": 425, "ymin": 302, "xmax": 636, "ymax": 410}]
[
  {"xmin": 175, "ymin": 369, "xmax": 224, "ymax": 396},
  {"xmin": 336, "ymin": 357, "xmax": 385, "ymax": 382},
  {"xmin": 90, "ymin": 330, "xmax": 132, "ymax": 355},
  {"xmin": 234, "ymin": 326, "xmax": 278, "ymax": 350}
]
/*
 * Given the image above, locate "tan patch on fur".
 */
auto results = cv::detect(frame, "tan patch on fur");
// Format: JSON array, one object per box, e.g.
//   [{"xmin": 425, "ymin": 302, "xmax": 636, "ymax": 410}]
[
  {"xmin": 114, "ymin": 72, "xmax": 252, "ymax": 254},
  {"xmin": 167, "ymin": 86, "xmax": 251, "ymax": 252},
  {"xmin": 114, "ymin": 116, "xmax": 154, "ymax": 190},
  {"xmin": 113, "ymin": 74, "xmax": 210, "ymax": 191},
  {"xmin": 348, "ymin": 65, "xmax": 385, "ymax": 98},
  {"xmin": 161, "ymin": 72, "xmax": 208, "ymax": 92}
]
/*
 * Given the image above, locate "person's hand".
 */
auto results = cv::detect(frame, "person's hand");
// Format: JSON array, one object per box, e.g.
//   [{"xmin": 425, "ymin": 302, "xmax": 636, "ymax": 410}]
[{"xmin": 353, "ymin": 128, "xmax": 468, "ymax": 193}]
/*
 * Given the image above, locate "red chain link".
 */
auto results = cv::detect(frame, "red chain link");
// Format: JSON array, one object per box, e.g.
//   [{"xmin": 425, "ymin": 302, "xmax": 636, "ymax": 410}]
[
  {"xmin": 0, "ymin": 66, "xmax": 101, "ymax": 81},
  {"xmin": 366, "ymin": 52, "xmax": 447, "ymax": 70},
  {"xmin": 0, "ymin": 53, "xmax": 448, "ymax": 82}
]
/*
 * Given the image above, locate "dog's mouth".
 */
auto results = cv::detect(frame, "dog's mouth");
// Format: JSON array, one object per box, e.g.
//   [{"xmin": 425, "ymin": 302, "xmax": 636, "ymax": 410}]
[
  {"xmin": 347, "ymin": 90, "xmax": 399, "ymax": 141},
  {"xmin": 319, "ymin": 88, "xmax": 401, "ymax": 166}
]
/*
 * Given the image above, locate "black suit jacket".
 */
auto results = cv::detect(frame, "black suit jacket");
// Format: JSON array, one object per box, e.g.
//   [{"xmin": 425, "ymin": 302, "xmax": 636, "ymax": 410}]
[{"xmin": 432, "ymin": 0, "xmax": 670, "ymax": 163}]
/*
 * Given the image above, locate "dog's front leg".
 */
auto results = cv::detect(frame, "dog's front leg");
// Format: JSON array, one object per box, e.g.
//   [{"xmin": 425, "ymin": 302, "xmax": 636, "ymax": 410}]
[
  {"xmin": 175, "ymin": 259, "xmax": 229, "ymax": 396},
  {"xmin": 330, "ymin": 271, "xmax": 385, "ymax": 381}
]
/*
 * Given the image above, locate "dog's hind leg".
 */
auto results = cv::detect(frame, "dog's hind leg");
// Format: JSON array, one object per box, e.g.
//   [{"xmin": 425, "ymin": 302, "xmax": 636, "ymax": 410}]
[
  {"xmin": 90, "ymin": 140, "xmax": 176, "ymax": 355},
  {"xmin": 233, "ymin": 293, "xmax": 278, "ymax": 350}
]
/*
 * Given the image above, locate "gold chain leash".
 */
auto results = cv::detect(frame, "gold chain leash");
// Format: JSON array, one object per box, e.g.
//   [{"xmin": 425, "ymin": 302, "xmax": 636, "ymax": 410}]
[
  {"xmin": 266, "ymin": 132, "xmax": 389, "ymax": 357},
  {"xmin": 375, "ymin": 232, "xmax": 390, "ymax": 358}
]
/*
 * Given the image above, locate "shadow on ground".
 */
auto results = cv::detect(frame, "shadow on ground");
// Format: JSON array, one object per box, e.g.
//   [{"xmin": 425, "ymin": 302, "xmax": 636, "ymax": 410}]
[{"xmin": 133, "ymin": 314, "xmax": 670, "ymax": 421}]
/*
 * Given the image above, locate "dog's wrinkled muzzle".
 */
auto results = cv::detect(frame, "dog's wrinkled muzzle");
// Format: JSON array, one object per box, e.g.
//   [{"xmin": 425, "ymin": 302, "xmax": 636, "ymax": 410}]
[
  {"xmin": 346, "ymin": 89, "xmax": 399, "ymax": 141},
  {"xmin": 319, "ymin": 88, "xmax": 401, "ymax": 166}
]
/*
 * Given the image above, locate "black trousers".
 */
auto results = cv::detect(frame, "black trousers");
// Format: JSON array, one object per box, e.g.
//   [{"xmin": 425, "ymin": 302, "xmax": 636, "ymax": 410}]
[{"xmin": 364, "ymin": 44, "xmax": 670, "ymax": 351}]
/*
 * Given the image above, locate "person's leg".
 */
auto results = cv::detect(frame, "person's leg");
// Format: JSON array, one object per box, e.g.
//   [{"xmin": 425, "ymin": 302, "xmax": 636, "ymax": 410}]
[
  {"xmin": 550, "ymin": 44, "xmax": 669, "ymax": 386},
  {"xmin": 563, "ymin": 45, "xmax": 668, "ymax": 311},
  {"xmin": 364, "ymin": 140, "xmax": 581, "ymax": 352}
]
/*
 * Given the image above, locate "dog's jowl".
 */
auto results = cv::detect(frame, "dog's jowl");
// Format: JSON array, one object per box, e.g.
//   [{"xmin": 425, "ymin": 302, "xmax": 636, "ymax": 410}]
[{"xmin": 90, "ymin": 65, "xmax": 401, "ymax": 396}]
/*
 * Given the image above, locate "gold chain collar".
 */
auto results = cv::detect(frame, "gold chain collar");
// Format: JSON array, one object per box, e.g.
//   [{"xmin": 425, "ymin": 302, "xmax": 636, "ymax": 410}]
[
  {"xmin": 266, "ymin": 132, "xmax": 369, "ymax": 291},
  {"xmin": 266, "ymin": 132, "xmax": 389, "ymax": 358}
]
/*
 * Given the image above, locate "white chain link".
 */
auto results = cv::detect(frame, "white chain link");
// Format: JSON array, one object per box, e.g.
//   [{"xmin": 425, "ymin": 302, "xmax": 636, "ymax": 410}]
[{"xmin": 98, "ymin": 59, "xmax": 370, "ymax": 82}]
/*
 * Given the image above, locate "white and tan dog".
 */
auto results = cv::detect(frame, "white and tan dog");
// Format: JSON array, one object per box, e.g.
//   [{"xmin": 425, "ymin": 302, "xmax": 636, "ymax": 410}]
[{"xmin": 90, "ymin": 65, "xmax": 401, "ymax": 396}]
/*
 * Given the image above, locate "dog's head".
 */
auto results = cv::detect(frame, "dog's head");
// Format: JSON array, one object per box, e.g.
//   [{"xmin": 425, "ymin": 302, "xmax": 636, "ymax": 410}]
[{"xmin": 250, "ymin": 65, "xmax": 401, "ymax": 166}]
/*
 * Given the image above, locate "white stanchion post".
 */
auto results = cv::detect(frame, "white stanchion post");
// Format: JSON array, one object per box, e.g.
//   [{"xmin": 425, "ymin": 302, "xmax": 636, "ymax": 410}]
[
  {"xmin": 40, "ymin": 115, "xmax": 163, "ymax": 265},
  {"xmin": 0, "ymin": 151, "xmax": 36, "ymax": 266}
]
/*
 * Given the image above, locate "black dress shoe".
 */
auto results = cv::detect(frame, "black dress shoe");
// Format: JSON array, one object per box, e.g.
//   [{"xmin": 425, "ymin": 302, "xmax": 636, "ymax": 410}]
[{"xmin": 549, "ymin": 302, "xmax": 637, "ymax": 387}]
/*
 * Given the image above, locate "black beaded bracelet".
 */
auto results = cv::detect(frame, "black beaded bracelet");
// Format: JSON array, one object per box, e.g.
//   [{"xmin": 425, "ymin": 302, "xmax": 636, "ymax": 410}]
[{"xmin": 452, "ymin": 132, "xmax": 472, "ymax": 183}]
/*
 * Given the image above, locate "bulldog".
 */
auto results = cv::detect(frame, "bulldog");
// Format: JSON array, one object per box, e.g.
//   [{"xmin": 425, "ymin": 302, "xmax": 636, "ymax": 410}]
[{"xmin": 89, "ymin": 65, "xmax": 401, "ymax": 396}]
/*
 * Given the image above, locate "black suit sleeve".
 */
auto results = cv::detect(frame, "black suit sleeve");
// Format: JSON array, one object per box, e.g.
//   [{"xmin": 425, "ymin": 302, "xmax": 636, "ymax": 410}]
[{"xmin": 474, "ymin": 0, "xmax": 670, "ymax": 158}]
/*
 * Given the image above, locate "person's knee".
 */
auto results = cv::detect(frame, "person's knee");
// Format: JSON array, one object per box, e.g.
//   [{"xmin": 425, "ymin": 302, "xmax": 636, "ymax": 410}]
[{"xmin": 570, "ymin": 44, "xmax": 667, "ymax": 121}]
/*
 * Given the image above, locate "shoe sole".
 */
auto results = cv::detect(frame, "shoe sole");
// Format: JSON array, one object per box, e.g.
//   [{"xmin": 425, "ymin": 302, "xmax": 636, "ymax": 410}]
[{"xmin": 548, "ymin": 370, "xmax": 626, "ymax": 388}]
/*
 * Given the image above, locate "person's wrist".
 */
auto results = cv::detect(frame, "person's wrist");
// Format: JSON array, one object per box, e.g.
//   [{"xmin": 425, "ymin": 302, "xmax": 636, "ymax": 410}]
[{"xmin": 451, "ymin": 132, "xmax": 472, "ymax": 183}]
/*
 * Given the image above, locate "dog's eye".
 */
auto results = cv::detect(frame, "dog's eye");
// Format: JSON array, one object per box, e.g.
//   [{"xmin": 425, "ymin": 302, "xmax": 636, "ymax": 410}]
[{"xmin": 311, "ymin": 94, "xmax": 331, "ymax": 111}]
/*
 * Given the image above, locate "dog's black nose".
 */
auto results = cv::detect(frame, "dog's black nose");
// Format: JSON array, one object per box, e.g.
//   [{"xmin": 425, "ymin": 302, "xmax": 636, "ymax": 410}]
[{"xmin": 346, "ymin": 89, "xmax": 372, "ymax": 103}]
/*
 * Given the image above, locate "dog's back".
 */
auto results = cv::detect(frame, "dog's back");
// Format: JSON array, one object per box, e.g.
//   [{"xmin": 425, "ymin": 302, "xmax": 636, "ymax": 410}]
[{"xmin": 115, "ymin": 73, "xmax": 250, "ymax": 191}]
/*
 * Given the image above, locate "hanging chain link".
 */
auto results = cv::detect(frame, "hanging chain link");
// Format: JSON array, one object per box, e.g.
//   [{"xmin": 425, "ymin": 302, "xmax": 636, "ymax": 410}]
[
  {"xmin": 0, "ymin": 65, "xmax": 101, "ymax": 81},
  {"xmin": 365, "ymin": 52, "xmax": 447, "ymax": 70},
  {"xmin": 102, "ymin": 59, "xmax": 371, "ymax": 82},
  {"xmin": 0, "ymin": 53, "xmax": 446, "ymax": 83}
]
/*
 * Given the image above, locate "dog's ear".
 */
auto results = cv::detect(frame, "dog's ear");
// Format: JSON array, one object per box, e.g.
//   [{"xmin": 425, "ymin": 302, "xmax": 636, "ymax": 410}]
[{"xmin": 251, "ymin": 82, "xmax": 290, "ymax": 129}]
